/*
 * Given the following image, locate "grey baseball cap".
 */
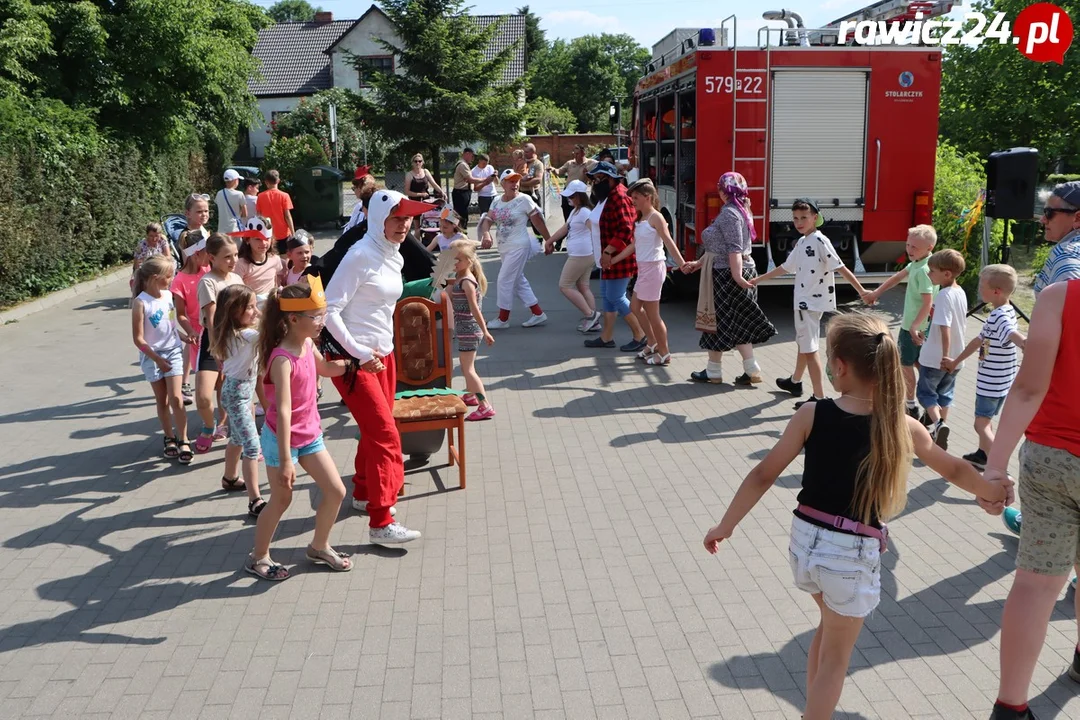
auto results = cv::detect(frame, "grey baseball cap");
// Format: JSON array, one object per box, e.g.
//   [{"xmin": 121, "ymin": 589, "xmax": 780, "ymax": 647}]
[{"xmin": 587, "ymin": 161, "xmax": 620, "ymax": 179}]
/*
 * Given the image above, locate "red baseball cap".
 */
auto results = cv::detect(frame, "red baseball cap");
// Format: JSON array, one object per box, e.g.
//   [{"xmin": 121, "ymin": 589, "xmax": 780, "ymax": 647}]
[{"xmin": 354, "ymin": 165, "xmax": 371, "ymax": 180}]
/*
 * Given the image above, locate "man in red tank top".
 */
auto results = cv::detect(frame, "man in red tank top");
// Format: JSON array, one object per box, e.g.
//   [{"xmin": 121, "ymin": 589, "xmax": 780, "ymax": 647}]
[{"xmin": 982, "ymin": 279, "xmax": 1080, "ymax": 720}]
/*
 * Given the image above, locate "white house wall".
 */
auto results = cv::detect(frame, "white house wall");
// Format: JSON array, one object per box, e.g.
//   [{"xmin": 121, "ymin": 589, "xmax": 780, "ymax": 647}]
[
  {"xmin": 251, "ymin": 96, "xmax": 303, "ymax": 159},
  {"xmin": 330, "ymin": 12, "xmax": 404, "ymax": 94}
]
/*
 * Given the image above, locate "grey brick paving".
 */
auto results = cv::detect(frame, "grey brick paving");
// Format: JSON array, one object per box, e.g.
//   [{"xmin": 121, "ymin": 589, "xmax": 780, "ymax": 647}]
[{"xmin": 2, "ymin": 221, "xmax": 1079, "ymax": 718}]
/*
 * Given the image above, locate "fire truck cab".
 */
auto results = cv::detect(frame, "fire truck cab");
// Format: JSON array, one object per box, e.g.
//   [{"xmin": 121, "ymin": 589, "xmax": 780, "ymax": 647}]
[{"xmin": 632, "ymin": 3, "xmax": 947, "ymax": 286}]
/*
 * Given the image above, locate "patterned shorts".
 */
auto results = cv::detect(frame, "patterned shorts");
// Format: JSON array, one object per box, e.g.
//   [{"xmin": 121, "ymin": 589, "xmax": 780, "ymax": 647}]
[
  {"xmin": 221, "ymin": 376, "xmax": 260, "ymax": 459},
  {"xmin": 1016, "ymin": 441, "xmax": 1080, "ymax": 575}
]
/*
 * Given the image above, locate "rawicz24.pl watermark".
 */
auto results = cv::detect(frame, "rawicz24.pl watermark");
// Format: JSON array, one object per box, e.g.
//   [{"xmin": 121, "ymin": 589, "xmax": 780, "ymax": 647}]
[{"xmin": 837, "ymin": 2, "xmax": 1074, "ymax": 63}]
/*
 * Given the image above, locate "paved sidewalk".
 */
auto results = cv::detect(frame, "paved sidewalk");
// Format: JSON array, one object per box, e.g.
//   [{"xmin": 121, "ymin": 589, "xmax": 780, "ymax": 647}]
[{"xmin": 1, "ymin": 239, "xmax": 1078, "ymax": 719}]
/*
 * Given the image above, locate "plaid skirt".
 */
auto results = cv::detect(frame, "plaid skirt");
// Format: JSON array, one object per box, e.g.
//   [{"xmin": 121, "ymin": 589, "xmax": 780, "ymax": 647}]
[{"xmin": 699, "ymin": 264, "xmax": 776, "ymax": 352}]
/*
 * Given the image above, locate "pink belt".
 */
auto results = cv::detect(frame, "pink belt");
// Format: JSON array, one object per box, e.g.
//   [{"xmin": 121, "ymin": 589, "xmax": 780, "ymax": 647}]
[{"xmin": 796, "ymin": 504, "xmax": 889, "ymax": 553}]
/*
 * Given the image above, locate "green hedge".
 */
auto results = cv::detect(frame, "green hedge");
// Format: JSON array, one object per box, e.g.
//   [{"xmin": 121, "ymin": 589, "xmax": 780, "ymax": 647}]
[
  {"xmin": 0, "ymin": 97, "xmax": 208, "ymax": 308},
  {"xmin": 1046, "ymin": 174, "xmax": 1080, "ymax": 183}
]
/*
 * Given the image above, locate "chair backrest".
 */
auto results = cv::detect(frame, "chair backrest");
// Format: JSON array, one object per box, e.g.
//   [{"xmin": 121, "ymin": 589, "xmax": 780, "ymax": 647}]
[{"xmin": 393, "ymin": 296, "xmax": 452, "ymax": 388}]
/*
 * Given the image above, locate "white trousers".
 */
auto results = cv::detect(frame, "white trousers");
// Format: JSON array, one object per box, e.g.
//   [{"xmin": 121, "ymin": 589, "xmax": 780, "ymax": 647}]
[{"xmin": 496, "ymin": 244, "xmax": 538, "ymax": 312}]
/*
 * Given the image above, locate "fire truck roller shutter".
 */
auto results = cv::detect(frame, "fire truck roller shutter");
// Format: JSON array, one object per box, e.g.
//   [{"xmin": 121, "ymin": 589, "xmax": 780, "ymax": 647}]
[{"xmin": 769, "ymin": 70, "xmax": 868, "ymax": 216}]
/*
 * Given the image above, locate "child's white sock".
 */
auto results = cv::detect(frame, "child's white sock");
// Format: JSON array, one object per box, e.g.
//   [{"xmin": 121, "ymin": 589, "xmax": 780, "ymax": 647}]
[
  {"xmin": 742, "ymin": 357, "xmax": 761, "ymax": 376},
  {"xmin": 706, "ymin": 361, "xmax": 723, "ymax": 379},
  {"xmin": 906, "ymin": 399, "xmax": 917, "ymax": 409}
]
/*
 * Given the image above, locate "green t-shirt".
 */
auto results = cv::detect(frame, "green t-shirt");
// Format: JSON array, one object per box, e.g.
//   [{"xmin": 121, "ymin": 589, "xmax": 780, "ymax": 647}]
[{"xmin": 902, "ymin": 256, "xmax": 937, "ymax": 331}]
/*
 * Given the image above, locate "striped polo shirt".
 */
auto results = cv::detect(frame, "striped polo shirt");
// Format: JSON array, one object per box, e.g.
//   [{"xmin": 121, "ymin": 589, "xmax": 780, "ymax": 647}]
[{"xmin": 976, "ymin": 304, "xmax": 1020, "ymax": 398}]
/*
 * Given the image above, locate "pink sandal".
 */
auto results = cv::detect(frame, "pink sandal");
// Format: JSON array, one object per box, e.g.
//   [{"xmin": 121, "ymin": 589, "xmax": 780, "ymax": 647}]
[
  {"xmin": 194, "ymin": 432, "xmax": 214, "ymax": 454},
  {"xmin": 466, "ymin": 405, "xmax": 495, "ymax": 421},
  {"xmin": 463, "ymin": 393, "xmax": 479, "ymax": 407}
]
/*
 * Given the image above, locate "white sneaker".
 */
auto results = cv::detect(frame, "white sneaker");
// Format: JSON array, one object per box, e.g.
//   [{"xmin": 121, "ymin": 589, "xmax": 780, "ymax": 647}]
[
  {"xmin": 487, "ymin": 317, "xmax": 510, "ymax": 330},
  {"xmin": 586, "ymin": 311, "xmax": 603, "ymax": 332},
  {"xmin": 351, "ymin": 498, "xmax": 396, "ymax": 516},
  {"xmin": 522, "ymin": 312, "xmax": 548, "ymax": 328},
  {"xmin": 369, "ymin": 522, "xmax": 421, "ymax": 545}
]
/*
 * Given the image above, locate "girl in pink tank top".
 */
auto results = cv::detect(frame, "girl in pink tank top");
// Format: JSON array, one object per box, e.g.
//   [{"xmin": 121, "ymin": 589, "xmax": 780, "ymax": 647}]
[{"xmin": 244, "ymin": 280, "xmax": 352, "ymax": 581}]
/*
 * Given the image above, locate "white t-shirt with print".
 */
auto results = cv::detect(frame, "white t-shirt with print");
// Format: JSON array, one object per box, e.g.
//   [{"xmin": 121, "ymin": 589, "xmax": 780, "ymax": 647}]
[
  {"xmin": 221, "ymin": 328, "xmax": 260, "ymax": 380},
  {"xmin": 918, "ymin": 285, "xmax": 969, "ymax": 371},
  {"xmin": 471, "ymin": 165, "xmax": 496, "ymax": 197},
  {"xmin": 487, "ymin": 194, "xmax": 541, "ymax": 251},
  {"xmin": 565, "ymin": 207, "xmax": 593, "ymax": 257},
  {"xmin": 781, "ymin": 231, "xmax": 845, "ymax": 312}
]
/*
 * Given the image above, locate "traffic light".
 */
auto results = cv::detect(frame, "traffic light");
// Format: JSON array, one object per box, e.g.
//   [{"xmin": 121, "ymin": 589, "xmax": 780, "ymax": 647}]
[{"xmin": 609, "ymin": 101, "xmax": 621, "ymax": 133}]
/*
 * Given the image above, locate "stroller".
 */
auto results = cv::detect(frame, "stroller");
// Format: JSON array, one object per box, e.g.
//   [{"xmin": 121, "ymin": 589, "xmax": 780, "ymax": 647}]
[
  {"xmin": 162, "ymin": 213, "xmax": 188, "ymax": 260},
  {"xmin": 415, "ymin": 200, "xmax": 445, "ymax": 249}
]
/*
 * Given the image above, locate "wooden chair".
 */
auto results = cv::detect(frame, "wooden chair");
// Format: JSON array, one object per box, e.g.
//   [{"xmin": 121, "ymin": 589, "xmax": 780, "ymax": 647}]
[{"xmin": 392, "ymin": 296, "xmax": 468, "ymax": 489}]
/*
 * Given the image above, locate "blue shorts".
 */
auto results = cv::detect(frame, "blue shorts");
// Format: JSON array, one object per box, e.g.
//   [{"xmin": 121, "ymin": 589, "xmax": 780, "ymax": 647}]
[
  {"xmin": 916, "ymin": 366, "xmax": 958, "ymax": 409},
  {"xmin": 260, "ymin": 424, "xmax": 325, "ymax": 467},
  {"xmin": 974, "ymin": 393, "xmax": 1006, "ymax": 419},
  {"xmin": 140, "ymin": 343, "xmax": 184, "ymax": 383},
  {"xmin": 600, "ymin": 277, "xmax": 632, "ymax": 316}
]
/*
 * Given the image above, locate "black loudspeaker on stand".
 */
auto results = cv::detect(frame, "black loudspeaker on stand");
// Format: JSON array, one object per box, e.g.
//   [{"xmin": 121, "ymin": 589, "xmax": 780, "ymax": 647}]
[{"xmin": 968, "ymin": 148, "xmax": 1039, "ymax": 323}]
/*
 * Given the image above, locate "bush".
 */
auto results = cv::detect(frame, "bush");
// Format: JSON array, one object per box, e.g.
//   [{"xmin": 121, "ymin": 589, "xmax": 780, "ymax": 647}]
[
  {"xmin": 1046, "ymin": 173, "xmax": 1080, "ymax": 183},
  {"xmin": 933, "ymin": 140, "xmax": 1006, "ymax": 300},
  {"xmin": 261, "ymin": 135, "xmax": 327, "ymax": 185},
  {"xmin": 0, "ymin": 96, "xmax": 204, "ymax": 308}
]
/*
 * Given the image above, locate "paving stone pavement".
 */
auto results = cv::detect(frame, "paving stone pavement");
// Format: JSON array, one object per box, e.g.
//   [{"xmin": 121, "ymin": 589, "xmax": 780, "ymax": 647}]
[{"xmin": 2, "ymin": 230, "xmax": 1079, "ymax": 719}]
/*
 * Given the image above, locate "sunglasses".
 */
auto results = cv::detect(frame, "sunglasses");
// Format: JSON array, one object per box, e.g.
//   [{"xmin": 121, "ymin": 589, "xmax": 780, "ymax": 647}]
[
  {"xmin": 190, "ymin": 193, "xmax": 211, "ymax": 201},
  {"xmin": 300, "ymin": 313, "xmax": 326, "ymax": 323},
  {"xmin": 1042, "ymin": 206, "xmax": 1078, "ymax": 219}
]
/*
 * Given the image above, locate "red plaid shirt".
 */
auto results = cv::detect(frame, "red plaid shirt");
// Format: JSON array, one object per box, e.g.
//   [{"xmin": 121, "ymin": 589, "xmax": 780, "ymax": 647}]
[{"xmin": 599, "ymin": 183, "xmax": 637, "ymax": 280}]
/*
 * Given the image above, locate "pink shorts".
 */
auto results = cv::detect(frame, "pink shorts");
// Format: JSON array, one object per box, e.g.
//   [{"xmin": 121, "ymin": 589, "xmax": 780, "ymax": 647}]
[{"xmin": 633, "ymin": 260, "xmax": 666, "ymax": 302}]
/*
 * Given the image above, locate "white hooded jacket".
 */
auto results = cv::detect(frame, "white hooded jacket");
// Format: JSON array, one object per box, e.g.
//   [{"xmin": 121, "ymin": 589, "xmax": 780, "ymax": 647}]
[{"xmin": 324, "ymin": 189, "xmax": 407, "ymax": 364}]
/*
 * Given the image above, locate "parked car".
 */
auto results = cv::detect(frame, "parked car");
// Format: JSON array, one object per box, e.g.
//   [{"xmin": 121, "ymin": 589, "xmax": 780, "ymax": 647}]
[{"xmin": 593, "ymin": 147, "xmax": 629, "ymax": 167}]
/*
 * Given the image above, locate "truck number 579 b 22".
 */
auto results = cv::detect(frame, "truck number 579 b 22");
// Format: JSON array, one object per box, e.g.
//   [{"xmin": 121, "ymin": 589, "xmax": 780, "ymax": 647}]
[{"xmin": 704, "ymin": 75, "xmax": 764, "ymax": 94}]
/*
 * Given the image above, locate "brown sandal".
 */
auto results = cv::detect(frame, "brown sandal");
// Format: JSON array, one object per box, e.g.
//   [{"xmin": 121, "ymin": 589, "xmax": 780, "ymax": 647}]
[{"xmin": 305, "ymin": 546, "xmax": 352, "ymax": 572}]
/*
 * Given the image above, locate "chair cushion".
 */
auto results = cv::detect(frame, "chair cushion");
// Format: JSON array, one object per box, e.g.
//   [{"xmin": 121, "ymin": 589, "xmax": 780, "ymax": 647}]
[{"xmin": 394, "ymin": 394, "xmax": 467, "ymax": 422}]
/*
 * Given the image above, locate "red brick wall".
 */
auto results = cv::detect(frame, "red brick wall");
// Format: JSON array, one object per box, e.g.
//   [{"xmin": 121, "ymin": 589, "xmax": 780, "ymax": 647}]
[{"xmin": 486, "ymin": 134, "xmax": 619, "ymax": 170}]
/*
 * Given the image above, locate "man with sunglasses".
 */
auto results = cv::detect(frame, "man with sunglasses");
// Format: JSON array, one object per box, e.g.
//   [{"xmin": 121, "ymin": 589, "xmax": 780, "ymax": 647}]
[{"xmin": 1034, "ymin": 181, "xmax": 1080, "ymax": 296}]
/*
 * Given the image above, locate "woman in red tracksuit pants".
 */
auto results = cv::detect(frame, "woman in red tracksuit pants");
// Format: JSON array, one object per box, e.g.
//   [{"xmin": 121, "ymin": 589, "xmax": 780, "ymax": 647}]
[{"xmin": 323, "ymin": 189, "xmax": 428, "ymax": 546}]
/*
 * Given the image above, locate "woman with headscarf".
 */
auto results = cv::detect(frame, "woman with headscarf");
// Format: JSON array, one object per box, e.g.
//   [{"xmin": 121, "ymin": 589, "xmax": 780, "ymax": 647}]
[
  {"xmin": 323, "ymin": 189, "xmax": 431, "ymax": 546},
  {"xmin": 682, "ymin": 172, "xmax": 775, "ymax": 384}
]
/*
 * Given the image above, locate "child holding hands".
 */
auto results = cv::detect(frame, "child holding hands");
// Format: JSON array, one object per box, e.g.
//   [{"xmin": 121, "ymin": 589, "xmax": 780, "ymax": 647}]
[
  {"xmin": 703, "ymin": 313, "xmax": 1009, "ymax": 720},
  {"xmin": 131, "ymin": 256, "xmax": 197, "ymax": 464},
  {"xmin": 245, "ymin": 279, "xmax": 351, "ymax": 580},
  {"xmin": 447, "ymin": 239, "xmax": 496, "ymax": 420}
]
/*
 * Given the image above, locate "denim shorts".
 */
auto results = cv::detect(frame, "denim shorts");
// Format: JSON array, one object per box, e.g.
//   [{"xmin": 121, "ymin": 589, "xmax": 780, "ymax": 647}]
[
  {"xmin": 974, "ymin": 393, "xmax": 1006, "ymax": 419},
  {"xmin": 916, "ymin": 366, "xmax": 958, "ymax": 409},
  {"xmin": 600, "ymin": 277, "xmax": 632, "ymax": 316},
  {"xmin": 140, "ymin": 343, "xmax": 184, "ymax": 383},
  {"xmin": 789, "ymin": 516, "xmax": 882, "ymax": 618},
  {"xmin": 260, "ymin": 424, "xmax": 325, "ymax": 467}
]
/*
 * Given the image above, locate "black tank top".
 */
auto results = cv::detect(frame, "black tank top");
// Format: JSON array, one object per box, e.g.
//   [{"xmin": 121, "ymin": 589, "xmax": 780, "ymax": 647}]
[
  {"xmin": 794, "ymin": 399, "xmax": 881, "ymax": 531},
  {"xmin": 409, "ymin": 175, "xmax": 429, "ymax": 194}
]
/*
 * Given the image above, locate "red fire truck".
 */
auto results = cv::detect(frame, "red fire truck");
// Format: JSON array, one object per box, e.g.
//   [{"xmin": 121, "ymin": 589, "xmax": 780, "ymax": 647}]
[{"xmin": 631, "ymin": 2, "xmax": 952, "ymax": 286}]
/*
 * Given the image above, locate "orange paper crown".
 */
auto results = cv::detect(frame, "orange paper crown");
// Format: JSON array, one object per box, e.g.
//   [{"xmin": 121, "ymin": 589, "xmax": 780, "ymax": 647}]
[{"xmin": 279, "ymin": 274, "xmax": 327, "ymax": 312}]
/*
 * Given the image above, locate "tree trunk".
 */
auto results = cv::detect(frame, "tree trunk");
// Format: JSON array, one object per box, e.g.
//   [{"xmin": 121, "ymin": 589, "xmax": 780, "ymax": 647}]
[{"xmin": 430, "ymin": 144, "xmax": 442, "ymax": 186}]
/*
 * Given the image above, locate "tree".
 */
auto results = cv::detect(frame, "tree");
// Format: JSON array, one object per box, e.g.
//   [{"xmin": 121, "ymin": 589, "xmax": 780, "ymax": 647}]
[
  {"xmin": 517, "ymin": 5, "xmax": 547, "ymax": 74},
  {"xmin": 0, "ymin": 0, "xmax": 267, "ymax": 159},
  {"xmin": 597, "ymin": 33, "xmax": 651, "ymax": 100},
  {"xmin": 349, "ymin": 0, "xmax": 525, "ymax": 180},
  {"xmin": 270, "ymin": 88, "xmax": 390, "ymax": 172},
  {"xmin": 939, "ymin": 0, "xmax": 1080, "ymax": 169},
  {"xmin": 530, "ymin": 37, "xmax": 625, "ymax": 132},
  {"xmin": 267, "ymin": 0, "xmax": 322, "ymax": 23},
  {"xmin": 522, "ymin": 98, "xmax": 576, "ymax": 134}
]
